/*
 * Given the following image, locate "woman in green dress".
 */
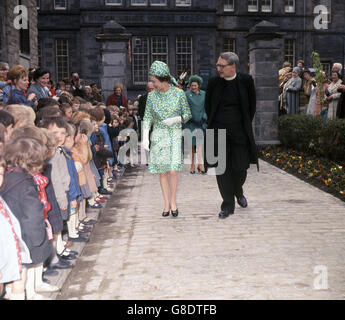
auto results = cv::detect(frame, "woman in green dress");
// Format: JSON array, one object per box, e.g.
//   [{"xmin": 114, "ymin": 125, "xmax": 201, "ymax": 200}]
[
  {"xmin": 142, "ymin": 61, "xmax": 192, "ymax": 218},
  {"xmin": 184, "ymin": 75, "xmax": 207, "ymax": 175}
]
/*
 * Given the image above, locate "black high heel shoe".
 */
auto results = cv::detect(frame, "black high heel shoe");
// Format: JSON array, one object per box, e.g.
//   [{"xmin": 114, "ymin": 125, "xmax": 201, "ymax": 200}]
[
  {"xmin": 162, "ymin": 211, "xmax": 170, "ymax": 217},
  {"xmin": 171, "ymin": 209, "xmax": 179, "ymax": 218},
  {"xmin": 197, "ymin": 167, "xmax": 206, "ymax": 174}
]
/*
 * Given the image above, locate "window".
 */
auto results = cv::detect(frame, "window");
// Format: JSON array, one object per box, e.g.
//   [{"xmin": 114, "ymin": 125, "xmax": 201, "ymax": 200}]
[
  {"xmin": 56, "ymin": 39, "xmax": 69, "ymax": 81},
  {"xmin": 284, "ymin": 39, "xmax": 295, "ymax": 66},
  {"xmin": 284, "ymin": 0, "xmax": 295, "ymax": 13},
  {"xmin": 261, "ymin": 0, "xmax": 272, "ymax": 12},
  {"xmin": 131, "ymin": 0, "xmax": 147, "ymax": 5},
  {"xmin": 248, "ymin": 0, "xmax": 258, "ymax": 12},
  {"xmin": 150, "ymin": 0, "xmax": 167, "ymax": 5},
  {"xmin": 223, "ymin": 38, "xmax": 236, "ymax": 53},
  {"xmin": 54, "ymin": 0, "xmax": 67, "ymax": 10},
  {"xmin": 176, "ymin": 36, "xmax": 193, "ymax": 79},
  {"xmin": 224, "ymin": 0, "xmax": 234, "ymax": 12},
  {"xmin": 151, "ymin": 36, "xmax": 168, "ymax": 64},
  {"xmin": 176, "ymin": 0, "xmax": 191, "ymax": 6},
  {"xmin": 132, "ymin": 36, "xmax": 169, "ymax": 85},
  {"xmin": 132, "ymin": 37, "xmax": 150, "ymax": 85},
  {"xmin": 105, "ymin": 0, "xmax": 122, "ymax": 5}
]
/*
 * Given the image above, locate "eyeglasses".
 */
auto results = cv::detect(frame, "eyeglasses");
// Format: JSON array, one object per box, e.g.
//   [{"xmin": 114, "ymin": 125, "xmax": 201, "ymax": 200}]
[{"xmin": 216, "ymin": 64, "xmax": 230, "ymax": 69}]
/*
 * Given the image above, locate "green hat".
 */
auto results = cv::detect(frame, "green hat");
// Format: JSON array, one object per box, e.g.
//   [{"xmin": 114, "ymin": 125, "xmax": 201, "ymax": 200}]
[
  {"xmin": 149, "ymin": 61, "xmax": 178, "ymax": 86},
  {"xmin": 188, "ymin": 75, "xmax": 203, "ymax": 86}
]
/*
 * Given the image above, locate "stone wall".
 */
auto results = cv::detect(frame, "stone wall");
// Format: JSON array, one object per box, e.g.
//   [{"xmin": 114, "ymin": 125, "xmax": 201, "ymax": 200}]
[{"xmin": 0, "ymin": 0, "xmax": 38, "ymax": 68}]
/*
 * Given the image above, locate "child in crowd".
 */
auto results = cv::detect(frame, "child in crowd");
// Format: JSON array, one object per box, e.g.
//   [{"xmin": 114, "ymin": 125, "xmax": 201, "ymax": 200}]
[
  {"xmin": 62, "ymin": 123, "xmax": 86, "ymax": 242},
  {"xmin": 0, "ymin": 138, "xmax": 53, "ymax": 300},
  {"xmin": 56, "ymin": 81, "xmax": 66, "ymax": 97},
  {"xmin": 41, "ymin": 118, "xmax": 77, "ymax": 269},
  {"xmin": 0, "ymin": 109, "xmax": 15, "ymax": 143},
  {"xmin": 89, "ymin": 113, "xmax": 114, "ymax": 196}
]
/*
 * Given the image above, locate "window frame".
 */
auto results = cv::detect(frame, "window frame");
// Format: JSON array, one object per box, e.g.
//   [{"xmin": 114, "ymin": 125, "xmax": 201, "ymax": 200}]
[
  {"xmin": 176, "ymin": 35, "xmax": 193, "ymax": 80},
  {"xmin": 284, "ymin": 39, "xmax": 295, "ymax": 67},
  {"xmin": 284, "ymin": 0, "xmax": 295, "ymax": 13},
  {"xmin": 130, "ymin": 0, "xmax": 148, "ymax": 6},
  {"xmin": 175, "ymin": 0, "xmax": 192, "ymax": 7},
  {"xmin": 56, "ymin": 39, "xmax": 70, "ymax": 82},
  {"xmin": 248, "ymin": 0, "xmax": 259, "ymax": 12},
  {"xmin": 54, "ymin": 0, "xmax": 67, "ymax": 10},
  {"xmin": 224, "ymin": 0, "xmax": 235, "ymax": 12},
  {"xmin": 261, "ymin": 0, "xmax": 272, "ymax": 12},
  {"xmin": 105, "ymin": 0, "xmax": 123, "ymax": 6}
]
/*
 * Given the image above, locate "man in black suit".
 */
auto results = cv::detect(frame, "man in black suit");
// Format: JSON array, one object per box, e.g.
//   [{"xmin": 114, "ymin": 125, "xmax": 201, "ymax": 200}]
[
  {"xmin": 205, "ymin": 52, "xmax": 258, "ymax": 219},
  {"xmin": 138, "ymin": 81, "xmax": 155, "ymax": 120}
]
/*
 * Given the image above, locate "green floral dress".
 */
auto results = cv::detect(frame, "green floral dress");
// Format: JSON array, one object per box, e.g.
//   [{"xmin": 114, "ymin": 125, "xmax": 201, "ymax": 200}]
[{"xmin": 143, "ymin": 86, "xmax": 192, "ymax": 174}]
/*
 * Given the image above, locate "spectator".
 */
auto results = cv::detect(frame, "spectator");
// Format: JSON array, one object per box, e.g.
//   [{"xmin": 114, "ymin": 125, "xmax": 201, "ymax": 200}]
[
  {"xmin": 106, "ymin": 82, "xmax": 128, "ymax": 110},
  {"xmin": 279, "ymin": 61, "xmax": 292, "ymax": 86},
  {"xmin": 0, "ymin": 110, "xmax": 15, "ymax": 142},
  {"xmin": 90, "ymin": 83, "xmax": 102, "ymax": 103},
  {"xmin": 314, "ymin": 71, "xmax": 328, "ymax": 116},
  {"xmin": 27, "ymin": 69, "xmax": 51, "ymax": 102},
  {"xmin": 56, "ymin": 81, "xmax": 66, "ymax": 97},
  {"xmin": 83, "ymin": 86, "xmax": 95, "ymax": 104},
  {"xmin": 332, "ymin": 63, "xmax": 343, "ymax": 76},
  {"xmin": 184, "ymin": 75, "xmax": 207, "ymax": 174},
  {"xmin": 303, "ymin": 70, "xmax": 318, "ymax": 115},
  {"xmin": 70, "ymin": 72, "xmax": 85, "ymax": 98},
  {"xmin": 138, "ymin": 81, "xmax": 154, "ymax": 120},
  {"xmin": 60, "ymin": 103, "xmax": 73, "ymax": 120},
  {"xmin": 284, "ymin": 67, "xmax": 302, "ymax": 114},
  {"xmin": 4, "ymin": 105, "xmax": 36, "ymax": 128},
  {"xmin": 0, "ymin": 62, "xmax": 9, "ymax": 81},
  {"xmin": 37, "ymin": 98, "xmax": 60, "ymax": 112},
  {"xmin": 325, "ymin": 71, "xmax": 343, "ymax": 119},
  {"xmin": 6, "ymin": 65, "xmax": 38, "ymax": 110},
  {"xmin": 0, "ymin": 137, "xmax": 54, "ymax": 300}
]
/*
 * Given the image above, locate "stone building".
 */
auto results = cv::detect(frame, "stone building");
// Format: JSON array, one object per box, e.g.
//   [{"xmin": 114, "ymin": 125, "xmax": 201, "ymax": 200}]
[
  {"xmin": 0, "ymin": 0, "xmax": 39, "ymax": 69},
  {"xmin": 36, "ymin": 0, "xmax": 345, "ymax": 99}
]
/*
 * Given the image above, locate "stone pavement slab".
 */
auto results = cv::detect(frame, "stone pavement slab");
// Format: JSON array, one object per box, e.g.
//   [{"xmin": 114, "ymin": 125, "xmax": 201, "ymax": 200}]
[{"xmin": 57, "ymin": 160, "xmax": 345, "ymax": 300}]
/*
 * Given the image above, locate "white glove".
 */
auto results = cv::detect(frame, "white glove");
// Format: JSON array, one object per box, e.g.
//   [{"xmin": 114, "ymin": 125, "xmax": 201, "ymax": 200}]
[
  {"xmin": 162, "ymin": 116, "xmax": 182, "ymax": 126},
  {"xmin": 142, "ymin": 129, "xmax": 150, "ymax": 151}
]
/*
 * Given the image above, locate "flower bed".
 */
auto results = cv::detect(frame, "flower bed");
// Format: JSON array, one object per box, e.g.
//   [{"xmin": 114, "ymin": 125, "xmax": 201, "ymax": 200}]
[{"xmin": 260, "ymin": 145, "xmax": 345, "ymax": 203}]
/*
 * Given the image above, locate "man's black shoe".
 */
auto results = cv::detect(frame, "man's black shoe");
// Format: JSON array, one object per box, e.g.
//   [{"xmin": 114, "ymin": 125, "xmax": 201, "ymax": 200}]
[
  {"xmin": 48, "ymin": 260, "xmax": 73, "ymax": 270},
  {"xmin": 68, "ymin": 235, "xmax": 89, "ymax": 243},
  {"xmin": 218, "ymin": 209, "xmax": 234, "ymax": 219},
  {"xmin": 237, "ymin": 196, "xmax": 248, "ymax": 208}
]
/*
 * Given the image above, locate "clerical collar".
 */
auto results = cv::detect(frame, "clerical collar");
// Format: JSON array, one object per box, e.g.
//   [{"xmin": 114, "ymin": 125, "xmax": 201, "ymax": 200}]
[{"xmin": 224, "ymin": 73, "xmax": 237, "ymax": 81}]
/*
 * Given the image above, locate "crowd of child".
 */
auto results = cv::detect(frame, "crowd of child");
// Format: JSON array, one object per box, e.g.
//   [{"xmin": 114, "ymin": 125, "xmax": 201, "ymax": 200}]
[{"xmin": 0, "ymin": 64, "xmax": 141, "ymax": 300}]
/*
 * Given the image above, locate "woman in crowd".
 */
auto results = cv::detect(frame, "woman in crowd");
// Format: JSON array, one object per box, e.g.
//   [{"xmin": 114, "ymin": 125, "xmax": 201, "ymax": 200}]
[
  {"xmin": 27, "ymin": 69, "xmax": 51, "ymax": 103},
  {"xmin": 7, "ymin": 65, "xmax": 38, "ymax": 110},
  {"xmin": 142, "ymin": 61, "xmax": 192, "ymax": 218},
  {"xmin": 326, "ymin": 71, "xmax": 343, "ymax": 119},
  {"xmin": 106, "ymin": 82, "xmax": 128, "ymax": 110},
  {"xmin": 184, "ymin": 75, "xmax": 207, "ymax": 174},
  {"xmin": 284, "ymin": 67, "xmax": 302, "ymax": 114}
]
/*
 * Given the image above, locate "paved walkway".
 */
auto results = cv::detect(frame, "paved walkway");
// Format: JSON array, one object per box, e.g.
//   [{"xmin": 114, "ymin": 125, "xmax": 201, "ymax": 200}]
[{"xmin": 57, "ymin": 160, "xmax": 345, "ymax": 300}]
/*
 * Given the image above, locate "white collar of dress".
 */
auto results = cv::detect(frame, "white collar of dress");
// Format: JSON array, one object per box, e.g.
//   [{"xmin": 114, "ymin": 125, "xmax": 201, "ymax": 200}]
[{"xmin": 224, "ymin": 73, "xmax": 237, "ymax": 81}]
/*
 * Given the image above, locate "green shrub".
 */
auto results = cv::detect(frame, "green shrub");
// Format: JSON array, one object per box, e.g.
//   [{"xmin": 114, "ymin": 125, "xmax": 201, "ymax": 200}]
[
  {"xmin": 278, "ymin": 115, "xmax": 345, "ymax": 161},
  {"xmin": 278, "ymin": 115, "xmax": 323, "ymax": 151}
]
